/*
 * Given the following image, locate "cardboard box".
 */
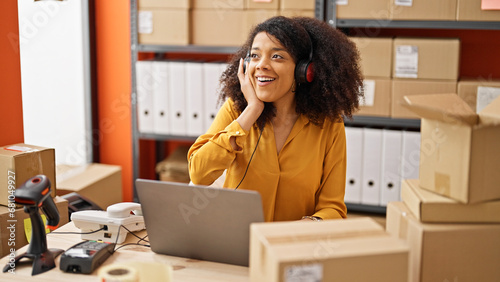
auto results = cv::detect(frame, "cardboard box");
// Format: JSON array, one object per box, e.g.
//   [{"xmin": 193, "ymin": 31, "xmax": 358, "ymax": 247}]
[
  {"xmin": 391, "ymin": 0, "xmax": 457, "ymax": 21},
  {"xmin": 138, "ymin": 9, "xmax": 190, "ymax": 45},
  {"xmin": 246, "ymin": 0, "xmax": 279, "ymax": 10},
  {"xmin": 56, "ymin": 163, "xmax": 122, "ymax": 210},
  {"xmin": 191, "ymin": 9, "xmax": 246, "ymax": 46},
  {"xmin": 392, "ymin": 38, "xmax": 460, "ymax": 80},
  {"xmin": 245, "ymin": 10, "xmax": 279, "ymax": 34},
  {"xmin": 402, "ymin": 93, "xmax": 500, "ymax": 203},
  {"xmin": 386, "ymin": 201, "xmax": 500, "ymax": 282},
  {"xmin": 356, "ymin": 78, "xmax": 391, "ymax": 117},
  {"xmin": 138, "ymin": 0, "xmax": 191, "ymax": 9},
  {"xmin": 337, "ymin": 0, "xmax": 392, "ymax": 20},
  {"xmin": 250, "ymin": 218, "xmax": 408, "ymax": 282},
  {"xmin": 279, "ymin": 9, "xmax": 315, "ymax": 18},
  {"xmin": 457, "ymin": 78, "xmax": 500, "ymax": 113},
  {"xmin": 280, "ymin": 0, "xmax": 314, "ymax": 10},
  {"xmin": 350, "ymin": 37, "xmax": 393, "ymax": 78},
  {"xmin": 391, "ymin": 79, "xmax": 457, "ymax": 119},
  {"xmin": 402, "ymin": 179, "xmax": 500, "ymax": 223},
  {"xmin": 0, "ymin": 144, "xmax": 56, "ymax": 207},
  {"xmin": 156, "ymin": 146, "xmax": 190, "ymax": 183},
  {"xmin": 0, "ymin": 196, "xmax": 68, "ymax": 257},
  {"xmin": 457, "ymin": 0, "xmax": 500, "ymax": 21},
  {"xmin": 192, "ymin": 0, "xmax": 245, "ymax": 9}
]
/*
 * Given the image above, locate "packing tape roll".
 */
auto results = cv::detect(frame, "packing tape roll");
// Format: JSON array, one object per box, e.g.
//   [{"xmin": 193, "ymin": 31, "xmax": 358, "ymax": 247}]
[{"xmin": 98, "ymin": 264, "xmax": 139, "ymax": 282}]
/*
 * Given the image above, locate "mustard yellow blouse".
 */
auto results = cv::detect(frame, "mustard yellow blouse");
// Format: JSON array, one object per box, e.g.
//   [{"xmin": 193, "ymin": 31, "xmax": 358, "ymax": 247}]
[{"xmin": 188, "ymin": 99, "xmax": 347, "ymax": 222}]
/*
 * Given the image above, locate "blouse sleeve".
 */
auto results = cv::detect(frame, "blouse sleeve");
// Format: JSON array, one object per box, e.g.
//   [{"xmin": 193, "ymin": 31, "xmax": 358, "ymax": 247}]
[
  {"xmin": 188, "ymin": 100, "xmax": 248, "ymax": 185},
  {"xmin": 312, "ymin": 121, "xmax": 348, "ymax": 220}
]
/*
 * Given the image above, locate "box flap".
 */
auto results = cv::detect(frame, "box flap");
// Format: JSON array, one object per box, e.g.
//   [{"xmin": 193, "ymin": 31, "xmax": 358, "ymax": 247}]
[
  {"xmin": 402, "ymin": 93, "xmax": 478, "ymax": 125},
  {"xmin": 479, "ymin": 95, "xmax": 500, "ymax": 125}
]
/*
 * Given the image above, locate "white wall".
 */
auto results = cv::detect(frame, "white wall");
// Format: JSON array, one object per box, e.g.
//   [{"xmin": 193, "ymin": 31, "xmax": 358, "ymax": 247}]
[{"xmin": 17, "ymin": 0, "xmax": 91, "ymax": 165}]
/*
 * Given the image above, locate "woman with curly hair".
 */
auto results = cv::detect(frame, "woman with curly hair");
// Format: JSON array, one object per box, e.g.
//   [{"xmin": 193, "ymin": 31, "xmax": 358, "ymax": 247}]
[{"xmin": 188, "ymin": 16, "xmax": 363, "ymax": 222}]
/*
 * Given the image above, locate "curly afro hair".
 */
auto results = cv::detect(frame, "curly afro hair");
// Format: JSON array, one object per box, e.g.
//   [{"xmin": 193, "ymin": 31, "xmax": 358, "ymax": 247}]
[{"xmin": 219, "ymin": 16, "xmax": 363, "ymax": 129}]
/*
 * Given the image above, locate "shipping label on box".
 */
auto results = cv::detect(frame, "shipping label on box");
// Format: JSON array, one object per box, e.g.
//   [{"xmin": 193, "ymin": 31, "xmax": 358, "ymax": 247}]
[
  {"xmin": 386, "ymin": 201, "xmax": 500, "ymax": 282},
  {"xmin": 250, "ymin": 218, "xmax": 408, "ymax": 282},
  {"xmin": 0, "ymin": 144, "xmax": 56, "ymax": 207},
  {"xmin": 402, "ymin": 93, "xmax": 500, "ymax": 203}
]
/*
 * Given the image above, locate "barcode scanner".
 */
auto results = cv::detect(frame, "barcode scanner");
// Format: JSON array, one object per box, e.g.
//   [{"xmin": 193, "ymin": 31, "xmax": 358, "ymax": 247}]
[{"xmin": 3, "ymin": 175, "xmax": 63, "ymax": 276}]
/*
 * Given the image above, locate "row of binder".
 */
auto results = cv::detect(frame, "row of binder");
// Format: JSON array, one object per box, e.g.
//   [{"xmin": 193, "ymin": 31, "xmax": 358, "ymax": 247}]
[
  {"xmin": 136, "ymin": 60, "xmax": 227, "ymax": 136},
  {"xmin": 345, "ymin": 127, "xmax": 421, "ymax": 207}
]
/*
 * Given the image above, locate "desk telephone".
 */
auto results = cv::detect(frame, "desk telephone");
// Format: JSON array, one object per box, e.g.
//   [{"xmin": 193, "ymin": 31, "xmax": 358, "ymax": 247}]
[{"xmin": 71, "ymin": 202, "xmax": 145, "ymax": 244}]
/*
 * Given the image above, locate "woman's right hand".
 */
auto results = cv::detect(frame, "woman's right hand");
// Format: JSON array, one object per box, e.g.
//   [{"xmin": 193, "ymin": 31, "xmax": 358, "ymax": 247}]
[
  {"xmin": 234, "ymin": 58, "xmax": 265, "ymax": 132},
  {"xmin": 238, "ymin": 58, "xmax": 264, "ymax": 111}
]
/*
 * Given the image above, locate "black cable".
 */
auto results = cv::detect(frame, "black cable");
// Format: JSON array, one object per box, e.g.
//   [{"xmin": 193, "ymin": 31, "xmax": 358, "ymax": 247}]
[
  {"xmin": 112, "ymin": 224, "xmax": 150, "ymax": 252},
  {"xmin": 113, "ymin": 243, "xmax": 151, "ymax": 252},
  {"xmin": 235, "ymin": 128, "xmax": 263, "ymax": 190},
  {"xmin": 120, "ymin": 224, "xmax": 149, "ymax": 243}
]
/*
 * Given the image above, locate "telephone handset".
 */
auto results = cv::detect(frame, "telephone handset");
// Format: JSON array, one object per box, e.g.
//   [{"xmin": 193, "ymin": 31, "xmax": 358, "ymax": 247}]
[
  {"xmin": 107, "ymin": 202, "xmax": 142, "ymax": 218},
  {"xmin": 71, "ymin": 202, "xmax": 145, "ymax": 244}
]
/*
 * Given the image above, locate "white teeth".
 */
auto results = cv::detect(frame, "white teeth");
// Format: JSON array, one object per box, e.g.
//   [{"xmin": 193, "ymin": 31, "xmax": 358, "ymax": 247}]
[{"xmin": 257, "ymin": 77, "xmax": 275, "ymax": 82}]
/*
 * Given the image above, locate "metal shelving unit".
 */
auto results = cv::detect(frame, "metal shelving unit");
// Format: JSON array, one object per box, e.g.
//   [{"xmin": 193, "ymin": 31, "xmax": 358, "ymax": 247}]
[
  {"xmin": 345, "ymin": 116, "xmax": 420, "ymax": 130},
  {"xmin": 131, "ymin": 0, "xmax": 498, "ymax": 205},
  {"xmin": 130, "ymin": 0, "xmax": 325, "ymax": 201}
]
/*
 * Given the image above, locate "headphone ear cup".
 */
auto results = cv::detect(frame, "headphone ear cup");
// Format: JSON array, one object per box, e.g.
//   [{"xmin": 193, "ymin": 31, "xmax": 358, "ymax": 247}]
[{"xmin": 295, "ymin": 60, "xmax": 314, "ymax": 84}]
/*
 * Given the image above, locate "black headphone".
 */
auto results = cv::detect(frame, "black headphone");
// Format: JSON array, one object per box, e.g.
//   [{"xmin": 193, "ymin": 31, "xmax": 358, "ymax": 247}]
[{"xmin": 243, "ymin": 30, "xmax": 315, "ymax": 84}]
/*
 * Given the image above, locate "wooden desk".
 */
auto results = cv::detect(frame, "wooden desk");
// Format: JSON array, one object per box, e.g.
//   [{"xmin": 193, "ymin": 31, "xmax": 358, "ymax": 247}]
[{"xmin": 0, "ymin": 222, "xmax": 249, "ymax": 281}]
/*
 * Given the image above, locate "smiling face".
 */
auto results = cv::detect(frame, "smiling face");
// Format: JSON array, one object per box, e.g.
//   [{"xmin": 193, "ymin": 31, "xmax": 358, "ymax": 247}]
[{"xmin": 248, "ymin": 32, "xmax": 297, "ymax": 104}]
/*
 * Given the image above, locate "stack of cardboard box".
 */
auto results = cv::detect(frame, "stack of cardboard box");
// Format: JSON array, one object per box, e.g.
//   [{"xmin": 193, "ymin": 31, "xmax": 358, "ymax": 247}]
[
  {"xmin": 337, "ymin": 0, "xmax": 500, "ymax": 22},
  {"xmin": 350, "ymin": 36, "xmax": 461, "ymax": 119},
  {"xmin": 350, "ymin": 37, "xmax": 393, "ymax": 117},
  {"xmin": 391, "ymin": 37, "xmax": 460, "ymax": 119},
  {"xmin": 386, "ymin": 93, "xmax": 500, "ymax": 281},
  {"xmin": 138, "ymin": 0, "xmax": 316, "ymax": 47},
  {"xmin": 250, "ymin": 217, "xmax": 409, "ymax": 282}
]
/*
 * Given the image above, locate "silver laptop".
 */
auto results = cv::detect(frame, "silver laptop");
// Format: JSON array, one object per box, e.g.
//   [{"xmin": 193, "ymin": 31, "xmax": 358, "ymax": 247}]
[{"xmin": 136, "ymin": 179, "xmax": 264, "ymax": 266}]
